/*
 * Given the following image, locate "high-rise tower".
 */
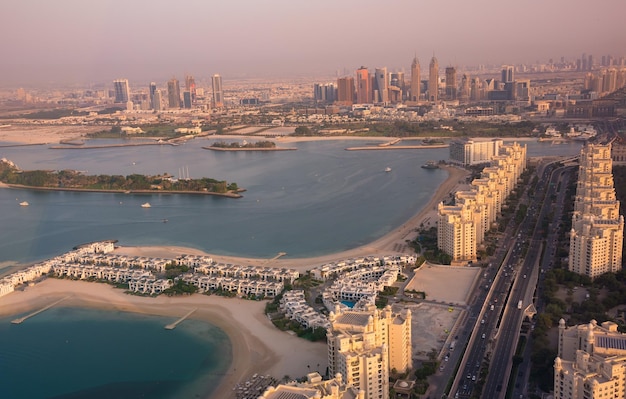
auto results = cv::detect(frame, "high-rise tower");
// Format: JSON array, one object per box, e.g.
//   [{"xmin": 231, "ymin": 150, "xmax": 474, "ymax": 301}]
[
  {"xmin": 336, "ymin": 77, "xmax": 355, "ymax": 105},
  {"xmin": 501, "ymin": 65, "xmax": 514, "ymax": 83},
  {"xmin": 149, "ymin": 82, "xmax": 157, "ymax": 110},
  {"xmin": 185, "ymin": 75, "xmax": 196, "ymax": 104},
  {"xmin": 374, "ymin": 67, "xmax": 388, "ymax": 104},
  {"xmin": 429, "ymin": 56, "xmax": 439, "ymax": 102},
  {"xmin": 356, "ymin": 67, "xmax": 370, "ymax": 104},
  {"xmin": 445, "ymin": 66, "xmax": 457, "ymax": 100},
  {"xmin": 113, "ymin": 79, "xmax": 130, "ymax": 103},
  {"xmin": 212, "ymin": 74, "xmax": 224, "ymax": 108},
  {"xmin": 410, "ymin": 56, "xmax": 421, "ymax": 102},
  {"xmin": 167, "ymin": 78, "xmax": 181, "ymax": 108}
]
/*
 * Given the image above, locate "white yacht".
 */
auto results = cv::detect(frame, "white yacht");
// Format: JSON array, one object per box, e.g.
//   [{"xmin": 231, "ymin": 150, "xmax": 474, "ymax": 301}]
[{"xmin": 141, "ymin": 203, "xmax": 151, "ymax": 208}]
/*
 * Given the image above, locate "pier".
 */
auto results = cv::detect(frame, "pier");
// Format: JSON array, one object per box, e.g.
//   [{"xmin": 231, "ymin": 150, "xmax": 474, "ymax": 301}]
[
  {"xmin": 11, "ymin": 296, "xmax": 71, "ymax": 324},
  {"xmin": 164, "ymin": 307, "xmax": 197, "ymax": 330}
]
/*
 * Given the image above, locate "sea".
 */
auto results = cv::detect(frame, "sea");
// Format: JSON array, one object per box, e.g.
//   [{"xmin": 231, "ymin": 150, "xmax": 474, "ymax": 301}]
[{"xmin": 0, "ymin": 136, "xmax": 583, "ymax": 398}]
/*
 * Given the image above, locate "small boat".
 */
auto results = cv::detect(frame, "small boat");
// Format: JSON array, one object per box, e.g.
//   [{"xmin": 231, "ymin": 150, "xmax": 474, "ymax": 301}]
[
  {"xmin": 19, "ymin": 201, "xmax": 29, "ymax": 206},
  {"xmin": 421, "ymin": 161, "xmax": 439, "ymax": 169},
  {"xmin": 385, "ymin": 167, "xmax": 392, "ymax": 173},
  {"xmin": 141, "ymin": 203, "xmax": 151, "ymax": 208}
]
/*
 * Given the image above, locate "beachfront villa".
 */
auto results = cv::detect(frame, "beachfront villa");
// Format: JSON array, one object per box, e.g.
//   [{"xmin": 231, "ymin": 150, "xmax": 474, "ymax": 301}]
[
  {"xmin": 311, "ymin": 255, "xmax": 416, "ymax": 282},
  {"xmin": 0, "ymin": 242, "xmax": 298, "ymax": 299},
  {"xmin": 437, "ymin": 142, "xmax": 527, "ymax": 264}
]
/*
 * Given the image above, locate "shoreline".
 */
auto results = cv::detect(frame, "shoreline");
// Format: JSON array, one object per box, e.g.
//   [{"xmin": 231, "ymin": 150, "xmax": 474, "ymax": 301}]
[
  {"xmin": 1, "ymin": 128, "xmax": 471, "ymax": 398},
  {"xmin": 0, "ymin": 165, "xmax": 469, "ymax": 399},
  {"xmin": 0, "ymin": 183, "xmax": 243, "ymax": 198},
  {"xmin": 0, "ymin": 278, "xmax": 327, "ymax": 399}
]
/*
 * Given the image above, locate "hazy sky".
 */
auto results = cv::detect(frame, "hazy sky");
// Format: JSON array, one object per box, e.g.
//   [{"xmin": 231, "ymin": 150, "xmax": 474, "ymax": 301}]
[{"xmin": 2, "ymin": 0, "xmax": 625, "ymax": 86}]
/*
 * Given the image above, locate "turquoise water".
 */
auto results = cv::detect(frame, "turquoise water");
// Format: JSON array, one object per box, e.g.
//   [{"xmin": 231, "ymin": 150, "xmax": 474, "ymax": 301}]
[{"xmin": 0, "ymin": 307, "xmax": 231, "ymax": 399}]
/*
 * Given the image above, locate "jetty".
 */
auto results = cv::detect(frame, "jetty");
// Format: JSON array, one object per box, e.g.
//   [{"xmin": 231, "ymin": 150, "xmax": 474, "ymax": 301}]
[
  {"xmin": 164, "ymin": 307, "xmax": 197, "ymax": 330},
  {"xmin": 11, "ymin": 295, "xmax": 71, "ymax": 324}
]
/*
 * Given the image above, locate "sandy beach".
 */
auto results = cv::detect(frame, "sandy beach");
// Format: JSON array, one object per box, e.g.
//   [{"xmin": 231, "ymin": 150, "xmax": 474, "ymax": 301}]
[
  {"xmin": 0, "ymin": 125, "xmax": 470, "ymax": 398},
  {"xmin": 0, "ymin": 279, "xmax": 328, "ymax": 399}
]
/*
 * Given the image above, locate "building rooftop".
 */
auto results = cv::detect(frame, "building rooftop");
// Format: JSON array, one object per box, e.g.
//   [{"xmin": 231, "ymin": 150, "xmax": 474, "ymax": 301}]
[{"xmin": 336, "ymin": 312, "xmax": 370, "ymax": 327}]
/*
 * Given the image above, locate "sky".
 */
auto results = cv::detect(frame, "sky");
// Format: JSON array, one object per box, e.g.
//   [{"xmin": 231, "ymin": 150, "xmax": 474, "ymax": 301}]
[{"xmin": 1, "ymin": 0, "xmax": 625, "ymax": 86}]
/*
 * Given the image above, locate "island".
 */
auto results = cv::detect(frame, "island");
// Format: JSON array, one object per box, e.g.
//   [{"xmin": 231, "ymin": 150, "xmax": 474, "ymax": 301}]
[
  {"xmin": 203, "ymin": 140, "xmax": 296, "ymax": 151},
  {"xmin": 0, "ymin": 158, "xmax": 242, "ymax": 198}
]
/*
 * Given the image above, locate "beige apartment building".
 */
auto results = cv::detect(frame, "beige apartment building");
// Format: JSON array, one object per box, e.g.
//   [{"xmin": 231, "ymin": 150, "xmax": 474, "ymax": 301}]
[
  {"xmin": 569, "ymin": 143, "xmax": 624, "ymax": 279},
  {"xmin": 438, "ymin": 142, "xmax": 526, "ymax": 263},
  {"xmin": 554, "ymin": 319, "xmax": 626, "ymax": 399},
  {"xmin": 326, "ymin": 304, "xmax": 412, "ymax": 399}
]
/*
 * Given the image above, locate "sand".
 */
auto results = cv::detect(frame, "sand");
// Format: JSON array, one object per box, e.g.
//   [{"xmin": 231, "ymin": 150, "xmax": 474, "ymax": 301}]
[
  {"xmin": 0, "ymin": 279, "xmax": 328, "ymax": 399},
  {"xmin": 0, "ymin": 126, "xmax": 471, "ymax": 398}
]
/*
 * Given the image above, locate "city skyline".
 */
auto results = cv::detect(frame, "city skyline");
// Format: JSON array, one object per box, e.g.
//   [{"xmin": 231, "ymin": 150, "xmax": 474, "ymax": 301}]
[{"xmin": 1, "ymin": 0, "xmax": 625, "ymax": 86}]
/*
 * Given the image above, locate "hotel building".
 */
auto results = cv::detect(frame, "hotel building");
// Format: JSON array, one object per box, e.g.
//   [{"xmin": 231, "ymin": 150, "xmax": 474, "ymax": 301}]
[
  {"xmin": 327, "ymin": 304, "xmax": 411, "ymax": 399},
  {"xmin": 449, "ymin": 138, "xmax": 503, "ymax": 166},
  {"xmin": 569, "ymin": 143, "xmax": 624, "ymax": 279},
  {"xmin": 554, "ymin": 319, "xmax": 626, "ymax": 399},
  {"xmin": 438, "ymin": 142, "xmax": 526, "ymax": 263},
  {"xmin": 113, "ymin": 79, "xmax": 130, "ymax": 103},
  {"xmin": 259, "ymin": 372, "xmax": 365, "ymax": 399}
]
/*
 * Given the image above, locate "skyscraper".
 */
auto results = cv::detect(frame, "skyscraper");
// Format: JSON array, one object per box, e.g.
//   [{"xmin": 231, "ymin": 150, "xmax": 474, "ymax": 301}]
[
  {"xmin": 185, "ymin": 75, "xmax": 196, "ymax": 103},
  {"xmin": 356, "ymin": 67, "xmax": 370, "ymax": 104},
  {"xmin": 152, "ymin": 89, "xmax": 162, "ymax": 111},
  {"xmin": 501, "ymin": 65, "xmax": 514, "ymax": 83},
  {"xmin": 336, "ymin": 77, "xmax": 355, "ymax": 105},
  {"xmin": 409, "ymin": 56, "xmax": 420, "ymax": 102},
  {"xmin": 212, "ymin": 74, "xmax": 224, "ymax": 108},
  {"xmin": 113, "ymin": 79, "xmax": 130, "ymax": 103},
  {"xmin": 167, "ymin": 78, "xmax": 181, "ymax": 108},
  {"xmin": 428, "ymin": 56, "xmax": 439, "ymax": 102},
  {"xmin": 373, "ymin": 67, "xmax": 388, "ymax": 104},
  {"xmin": 149, "ymin": 82, "xmax": 157, "ymax": 110},
  {"xmin": 445, "ymin": 66, "xmax": 457, "ymax": 100}
]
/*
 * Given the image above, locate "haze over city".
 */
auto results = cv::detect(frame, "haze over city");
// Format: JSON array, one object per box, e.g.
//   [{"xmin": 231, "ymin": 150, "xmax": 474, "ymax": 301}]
[{"xmin": 2, "ymin": 0, "xmax": 625, "ymax": 86}]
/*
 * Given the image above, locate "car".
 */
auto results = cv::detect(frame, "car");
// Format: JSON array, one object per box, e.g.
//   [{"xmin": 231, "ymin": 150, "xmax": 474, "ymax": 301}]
[
  {"xmin": 467, "ymin": 373, "xmax": 471, "ymax": 379},
  {"xmin": 482, "ymin": 333, "xmax": 486, "ymax": 339},
  {"xmin": 440, "ymin": 365, "xmax": 445, "ymax": 371},
  {"xmin": 481, "ymin": 319, "xmax": 485, "ymax": 324},
  {"xmin": 472, "ymin": 375, "xmax": 476, "ymax": 381},
  {"xmin": 445, "ymin": 356, "xmax": 449, "ymax": 362}
]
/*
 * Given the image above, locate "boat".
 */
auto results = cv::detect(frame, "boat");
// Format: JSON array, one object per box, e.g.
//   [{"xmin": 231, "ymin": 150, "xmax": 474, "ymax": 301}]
[
  {"xmin": 385, "ymin": 167, "xmax": 392, "ymax": 173},
  {"xmin": 421, "ymin": 161, "xmax": 439, "ymax": 169},
  {"xmin": 19, "ymin": 201, "xmax": 29, "ymax": 206},
  {"xmin": 141, "ymin": 203, "xmax": 151, "ymax": 208}
]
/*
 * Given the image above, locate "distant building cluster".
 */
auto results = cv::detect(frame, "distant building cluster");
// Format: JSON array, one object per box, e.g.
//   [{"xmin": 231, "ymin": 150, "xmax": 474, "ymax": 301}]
[
  {"xmin": 568, "ymin": 143, "xmax": 624, "ymax": 279},
  {"xmin": 438, "ymin": 142, "xmax": 527, "ymax": 264},
  {"xmin": 554, "ymin": 319, "xmax": 626, "ymax": 399},
  {"xmin": 316, "ymin": 62, "xmax": 533, "ymax": 107}
]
